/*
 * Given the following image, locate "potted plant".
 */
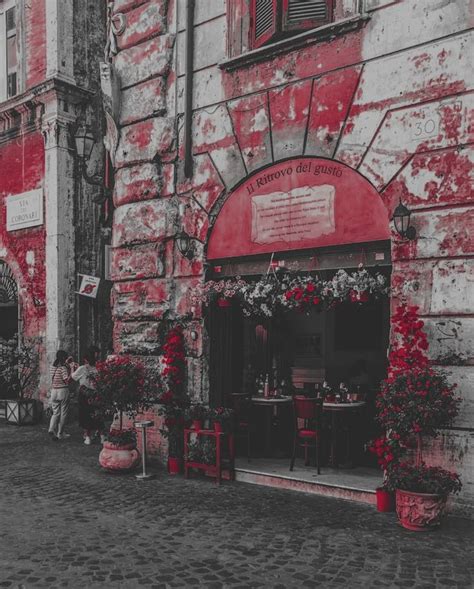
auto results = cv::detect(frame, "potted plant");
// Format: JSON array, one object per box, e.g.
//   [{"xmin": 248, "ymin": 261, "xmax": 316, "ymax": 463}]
[
  {"xmin": 187, "ymin": 403, "xmax": 208, "ymax": 431},
  {"xmin": 210, "ymin": 407, "xmax": 233, "ymax": 433},
  {"xmin": 386, "ymin": 462, "xmax": 462, "ymax": 531},
  {"xmin": 375, "ymin": 305, "xmax": 462, "ymax": 529},
  {"xmin": 0, "ymin": 336, "xmax": 40, "ymax": 425},
  {"xmin": 94, "ymin": 355, "xmax": 152, "ymax": 472}
]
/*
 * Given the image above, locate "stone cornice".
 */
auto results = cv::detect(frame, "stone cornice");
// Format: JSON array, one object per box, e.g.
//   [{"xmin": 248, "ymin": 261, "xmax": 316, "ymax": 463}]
[
  {"xmin": 0, "ymin": 78, "xmax": 95, "ymax": 145},
  {"xmin": 219, "ymin": 14, "xmax": 370, "ymax": 72}
]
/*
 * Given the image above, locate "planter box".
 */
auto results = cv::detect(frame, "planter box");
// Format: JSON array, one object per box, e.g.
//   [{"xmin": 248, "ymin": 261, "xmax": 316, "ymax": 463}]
[{"xmin": 5, "ymin": 399, "xmax": 38, "ymax": 425}]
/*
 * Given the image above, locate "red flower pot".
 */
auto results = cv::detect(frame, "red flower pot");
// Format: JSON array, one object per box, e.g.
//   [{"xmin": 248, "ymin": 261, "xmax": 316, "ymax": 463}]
[
  {"xmin": 167, "ymin": 457, "xmax": 182, "ymax": 475},
  {"xmin": 376, "ymin": 487, "xmax": 395, "ymax": 512},
  {"xmin": 395, "ymin": 489, "xmax": 447, "ymax": 531},
  {"xmin": 217, "ymin": 297, "xmax": 232, "ymax": 308},
  {"xmin": 214, "ymin": 421, "xmax": 223, "ymax": 433},
  {"xmin": 192, "ymin": 419, "xmax": 202, "ymax": 431}
]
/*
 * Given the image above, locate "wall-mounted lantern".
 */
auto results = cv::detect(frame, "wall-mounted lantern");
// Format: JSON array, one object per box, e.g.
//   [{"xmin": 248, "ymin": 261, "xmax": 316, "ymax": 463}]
[
  {"xmin": 392, "ymin": 199, "xmax": 416, "ymax": 240},
  {"xmin": 73, "ymin": 124, "xmax": 107, "ymax": 187},
  {"xmin": 175, "ymin": 228, "xmax": 195, "ymax": 260}
]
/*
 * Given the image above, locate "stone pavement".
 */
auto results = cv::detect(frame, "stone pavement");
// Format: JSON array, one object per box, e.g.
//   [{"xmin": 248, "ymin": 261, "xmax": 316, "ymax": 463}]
[{"xmin": 0, "ymin": 421, "xmax": 473, "ymax": 589}]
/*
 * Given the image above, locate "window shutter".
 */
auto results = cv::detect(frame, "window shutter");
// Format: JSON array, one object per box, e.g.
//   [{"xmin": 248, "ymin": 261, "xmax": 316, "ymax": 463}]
[
  {"xmin": 282, "ymin": 0, "xmax": 333, "ymax": 32},
  {"xmin": 250, "ymin": 0, "xmax": 279, "ymax": 49}
]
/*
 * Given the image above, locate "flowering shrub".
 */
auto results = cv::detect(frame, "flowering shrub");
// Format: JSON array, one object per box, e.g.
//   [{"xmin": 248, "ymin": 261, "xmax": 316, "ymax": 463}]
[
  {"xmin": 367, "ymin": 434, "xmax": 402, "ymax": 471},
  {"xmin": 388, "ymin": 305, "xmax": 430, "ymax": 376},
  {"xmin": 376, "ymin": 368, "xmax": 460, "ymax": 439},
  {"xmin": 161, "ymin": 326, "xmax": 186, "ymax": 395},
  {"xmin": 93, "ymin": 356, "xmax": 152, "ymax": 430},
  {"xmin": 385, "ymin": 462, "xmax": 462, "ymax": 496},
  {"xmin": 106, "ymin": 428, "xmax": 137, "ymax": 446},
  {"xmin": 158, "ymin": 326, "xmax": 189, "ymax": 459},
  {"xmin": 376, "ymin": 305, "xmax": 460, "ymax": 440},
  {"xmin": 370, "ymin": 304, "xmax": 462, "ymax": 498}
]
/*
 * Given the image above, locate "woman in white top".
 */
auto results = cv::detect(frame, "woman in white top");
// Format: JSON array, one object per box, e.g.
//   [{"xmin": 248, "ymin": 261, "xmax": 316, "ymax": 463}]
[{"xmin": 71, "ymin": 350, "xmax": 104, "ymax": 445}]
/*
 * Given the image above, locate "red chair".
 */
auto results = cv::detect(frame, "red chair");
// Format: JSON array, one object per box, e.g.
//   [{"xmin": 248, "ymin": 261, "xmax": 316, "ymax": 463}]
[{"xmin": 290, "ymin": 396, "xmax": 323, "ymax": 474}]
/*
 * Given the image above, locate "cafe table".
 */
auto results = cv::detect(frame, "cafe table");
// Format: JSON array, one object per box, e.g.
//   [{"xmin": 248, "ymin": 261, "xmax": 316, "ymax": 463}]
[
  {"xmin": 251, "ymin": 396, "xmax": 292, "ymax": 457},
  {"xmin": 323, "ymin": 401, "xmax": 366, "ymax": 468}
]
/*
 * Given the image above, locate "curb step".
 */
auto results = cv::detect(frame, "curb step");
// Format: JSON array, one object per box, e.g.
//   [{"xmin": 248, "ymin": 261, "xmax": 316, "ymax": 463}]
[{"xmin": 235, "ymin": 467, "xmax": 377, "ymax": 505}]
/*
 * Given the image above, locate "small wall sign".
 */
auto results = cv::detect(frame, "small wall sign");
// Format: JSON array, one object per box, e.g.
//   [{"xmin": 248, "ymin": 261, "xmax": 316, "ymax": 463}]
[
  {"xmin": 6, "ymin": 189, "xmax": 44, "ymax": 231},
  {"xmin": 77, "ymin": 274, "xmax": 101, "ymax": 298}
]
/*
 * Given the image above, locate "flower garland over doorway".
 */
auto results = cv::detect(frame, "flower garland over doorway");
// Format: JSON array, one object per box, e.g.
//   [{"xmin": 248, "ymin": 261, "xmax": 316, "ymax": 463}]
[{"xmin": 191, "ymin": 265, "xmax": 389, "ymax": 318}]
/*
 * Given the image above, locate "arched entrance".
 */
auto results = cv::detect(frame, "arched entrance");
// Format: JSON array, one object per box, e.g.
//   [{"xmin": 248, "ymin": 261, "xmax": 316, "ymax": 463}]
[
  {"xmin": 205, "ymin": 157, "xmax": 391, "ymax": 477},
  {"xmin": 0, "ymin": 261, "xmax": 19, "ymax": 341},
  {"xmin": 0, "ymin": 261, "xmax": 19, "ymax": 402}
]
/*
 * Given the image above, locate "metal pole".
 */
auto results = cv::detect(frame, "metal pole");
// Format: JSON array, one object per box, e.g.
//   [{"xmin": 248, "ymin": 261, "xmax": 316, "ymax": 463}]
[{"xmin": 135, "ymin": 420, "xmax": 155, "ymax": 480}]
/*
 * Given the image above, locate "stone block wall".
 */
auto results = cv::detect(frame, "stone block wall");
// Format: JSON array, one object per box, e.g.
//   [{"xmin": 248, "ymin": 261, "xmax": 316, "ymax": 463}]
[{"xmin": 107, "ymin": 0, "xmax": 473, "ymax": 513}]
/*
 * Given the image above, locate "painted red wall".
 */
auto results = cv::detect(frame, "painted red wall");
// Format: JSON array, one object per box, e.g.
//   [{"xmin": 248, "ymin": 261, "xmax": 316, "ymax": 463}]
[{"xmin": 0, "ymin": 131, "xmax": 46, "ymax": 337}]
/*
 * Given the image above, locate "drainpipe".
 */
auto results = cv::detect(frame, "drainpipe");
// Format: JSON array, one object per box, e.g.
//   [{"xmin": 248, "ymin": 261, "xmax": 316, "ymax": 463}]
[{"xmin": 184, "ymin": 0, "xmax": 195, "ymax": 178}]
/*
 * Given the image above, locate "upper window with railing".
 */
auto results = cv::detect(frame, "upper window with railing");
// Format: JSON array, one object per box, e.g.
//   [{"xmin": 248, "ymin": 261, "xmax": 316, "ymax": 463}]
[{"xmin": 0, "ymin": 0, "xmax": 18, "ymax": 102}]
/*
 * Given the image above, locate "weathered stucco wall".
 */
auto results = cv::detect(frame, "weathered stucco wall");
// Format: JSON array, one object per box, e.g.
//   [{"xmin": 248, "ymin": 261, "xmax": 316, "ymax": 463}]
[
  {"xmin": 108, "ymin": 0, "xmax": 473, "ymax": 513},
  {"xmin": 0, "ymin": 0, "xmax": 108, "ymax": 397}
]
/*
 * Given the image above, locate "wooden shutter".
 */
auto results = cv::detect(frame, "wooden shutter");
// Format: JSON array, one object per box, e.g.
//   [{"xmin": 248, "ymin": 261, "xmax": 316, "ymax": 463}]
[
  {"xmin": 250, "ymin": 0, "xmax": 279, "ymax": 49},
  {"xmin": 282, "ymin": 0, "xmax": 333, "ymax": 32}
]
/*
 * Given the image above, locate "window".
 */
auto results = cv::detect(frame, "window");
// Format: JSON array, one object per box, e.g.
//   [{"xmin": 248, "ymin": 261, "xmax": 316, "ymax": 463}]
[
  {"xmin": 250, "ymin": 0, "xmax": 333, "ymax": 49},
  {"xmin": 0, "ymin": 0, "xmax": 18, "ymax": 101}
]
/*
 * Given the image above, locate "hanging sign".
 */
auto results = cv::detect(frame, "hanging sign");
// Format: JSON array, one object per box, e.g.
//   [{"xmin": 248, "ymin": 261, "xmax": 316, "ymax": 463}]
[
  {"xmin": 77, "ymin": 274, "xmax": 101, "ymax": 298},
  {"xmin": 6, "ymin": 189, "xmax": 44, "ymax": 231}
]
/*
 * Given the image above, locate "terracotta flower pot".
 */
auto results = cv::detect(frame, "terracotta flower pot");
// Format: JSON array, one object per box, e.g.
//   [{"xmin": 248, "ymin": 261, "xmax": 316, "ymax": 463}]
[
  {"xmin": 376, "ymin": 487, "xmax": 395, "ymax": 512},
  {"xmin": 395, "ymin": 489, "xmax": 447, "ymax": 531},
  {"xmin": 214, "ymin": 421, "xmax": 223, "ymax": 433},
  {"xmin": 99, "ymin": 442, "xmax": 140, "ymax": 472},
  {"xmin": 192, "ymin": 419, "xmax": 202, "ymax": 431},
  {"xmin": 167, "ymin": 456, "xmax": 182, "ymax": 475}
]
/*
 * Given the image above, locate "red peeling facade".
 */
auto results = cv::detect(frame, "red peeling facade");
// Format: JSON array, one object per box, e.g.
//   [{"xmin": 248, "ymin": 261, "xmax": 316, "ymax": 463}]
[
  {"xmin": 103, "ymin": 0, "xmax": 474, "ymax": 514},
  {"xmin": 0, "ymin": 1, "xmax": 110, "ymax": 398}
]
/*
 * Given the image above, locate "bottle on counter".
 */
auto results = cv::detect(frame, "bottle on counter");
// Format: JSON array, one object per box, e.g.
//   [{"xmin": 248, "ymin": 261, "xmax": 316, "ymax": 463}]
[
  {"xmin": 339, "ymin": 382, "xmax": 349, "ymax": 403},
  {"xmin": 263, "ymin": 374, "xmax": 270, "ymax": 398},
  {"xmin": 315, "ymin": 383, "xmax": 322, "ymax": 400}
]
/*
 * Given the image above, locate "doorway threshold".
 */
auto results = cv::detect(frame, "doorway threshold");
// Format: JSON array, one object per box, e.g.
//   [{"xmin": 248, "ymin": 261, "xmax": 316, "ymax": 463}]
[{"xmin": 235, "ymin": 458, "xmax": 380, "ymax": 505}]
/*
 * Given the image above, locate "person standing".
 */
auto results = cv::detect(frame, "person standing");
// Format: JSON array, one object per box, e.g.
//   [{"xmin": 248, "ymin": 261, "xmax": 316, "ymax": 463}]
[
  {"xmin": 72, "ymin": 350, "xmax": 105, "ymax": 445},
  {"xmin": 48, "ymin": 350, "xmax": 75, "ymax": 441}
]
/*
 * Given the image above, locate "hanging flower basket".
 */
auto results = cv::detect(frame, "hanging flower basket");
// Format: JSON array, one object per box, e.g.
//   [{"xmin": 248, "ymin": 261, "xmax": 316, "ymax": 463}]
[{"xmin": 191, "ymin": 266, "xmax": 389, "ymax": 319}]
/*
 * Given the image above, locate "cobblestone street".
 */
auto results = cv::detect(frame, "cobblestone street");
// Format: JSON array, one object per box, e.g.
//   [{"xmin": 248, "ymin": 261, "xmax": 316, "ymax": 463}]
[{"xmin": 0, "ymin": 422, "xmax": 473, "ymax": 589}]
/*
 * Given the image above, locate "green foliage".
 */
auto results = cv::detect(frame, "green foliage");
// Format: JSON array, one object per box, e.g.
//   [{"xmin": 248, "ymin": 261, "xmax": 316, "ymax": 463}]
[
  {"xmin": 0, "ymin": 336, "xmax": 39, "ymax": 399},
  {"xmin": 386, "ymin": 462, "xmax": 462, "ymax": 496}
]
